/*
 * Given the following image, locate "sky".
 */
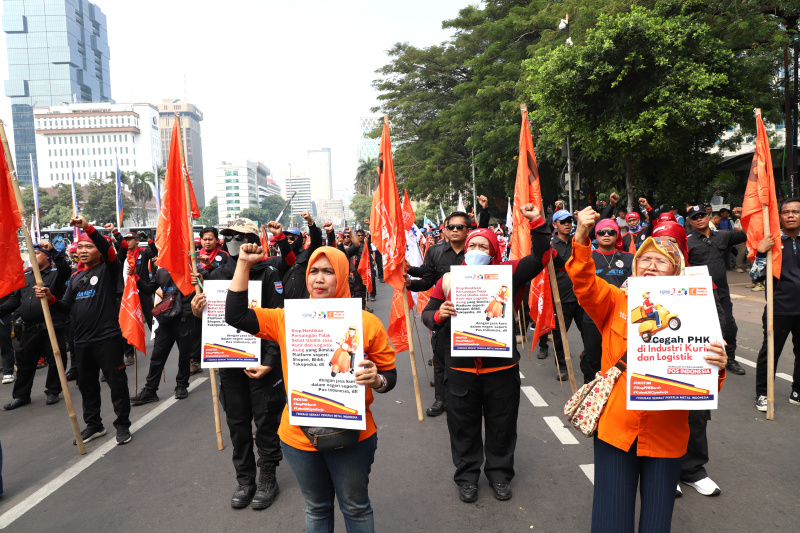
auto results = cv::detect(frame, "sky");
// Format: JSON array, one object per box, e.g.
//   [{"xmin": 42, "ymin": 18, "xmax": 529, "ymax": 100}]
[{"xmin": 0, "ymin": 0, "xmax": 476, "ymax": 205}]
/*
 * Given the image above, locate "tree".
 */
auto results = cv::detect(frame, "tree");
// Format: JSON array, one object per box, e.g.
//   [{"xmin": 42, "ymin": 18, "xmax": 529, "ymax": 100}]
[
  {"xmin": 349, "ymin": 194, "xmax": 373, "ymax": 223},
  {"xmin": 198, "ymin": 196, "xmax": 219, "ymax": 227},
  {"xmin": 81, "ymin": 175, "xmax": 134, "ymax": 227},
  {"xmin": 238, "ymin": 207, "xmax": 269, "ymax": 226},
  {"xmin": 21, "ymin": 186, "xmax": 55, "ymax": 223},
  {"xmin": 130, "ymin": 171, "xmax": 154, "ymax": 226},
  {"xmin": 261, "ymin": 195, "xmax": 288, "ymax": 222},
  {"xmin": 354, "ymin": 157, "xmax": 377, "ymax": 195}
]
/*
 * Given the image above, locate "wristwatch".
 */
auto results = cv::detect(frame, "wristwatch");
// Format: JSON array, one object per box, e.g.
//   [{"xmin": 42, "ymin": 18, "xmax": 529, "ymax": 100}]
[{"xmin": 374, "ymin": 374, "xmax": 388, "ymax": 393}]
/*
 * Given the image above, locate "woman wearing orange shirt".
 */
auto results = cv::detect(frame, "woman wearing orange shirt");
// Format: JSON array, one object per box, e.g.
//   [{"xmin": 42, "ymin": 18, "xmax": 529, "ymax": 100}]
[
  {"xmin": 218, "ymin": 244, "xmax": 396, "ymax": 532},
  {"xmin": 567, "ymin": 207, "xmax": 727, "ymax": 533}
]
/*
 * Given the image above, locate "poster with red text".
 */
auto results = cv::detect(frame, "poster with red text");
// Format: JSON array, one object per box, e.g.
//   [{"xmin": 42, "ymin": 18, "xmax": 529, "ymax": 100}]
[
  {"xmin": 201, "ymin": 280, "xmax": 262, "ymax": 368},
  {"xmin": 626, "ymin": 276, "xmax": 721, "ymax": 410},
  {"xmin": 449, "ymin": 265, "xmax": 514, "ymax": 358},
  {"xmin": 285, "ymin": 298, "xmax": 366, "ymax": 430}
]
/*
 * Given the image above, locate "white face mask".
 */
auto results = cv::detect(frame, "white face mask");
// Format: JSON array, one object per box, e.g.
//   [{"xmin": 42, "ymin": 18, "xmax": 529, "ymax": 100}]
[{"xmin": 464, "ymin": 250, "xmax": 492, "ymax": 266}]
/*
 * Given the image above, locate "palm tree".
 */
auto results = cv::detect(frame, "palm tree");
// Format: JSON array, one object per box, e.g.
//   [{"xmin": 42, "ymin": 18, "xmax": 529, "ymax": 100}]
[
  {"xmin": 130, "ymin": 171, "xmax": 154, "ymax": 226},
  {"xmin": 354, "ymin": 157, "xmax": 378, "ymax": 195}
]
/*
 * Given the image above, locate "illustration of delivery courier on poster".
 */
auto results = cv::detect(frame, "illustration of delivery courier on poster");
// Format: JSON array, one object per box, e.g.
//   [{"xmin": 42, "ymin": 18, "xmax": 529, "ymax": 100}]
[
  {"xmin": 201, "ymin": 280, "xmax": 263, "ymax": 368},
  {"xmin": 449, "ymin": 265, "xmax": 513, "ymax": 358},
  {"xmin": 627, "ymin": 275, "xmax": 722, "ymax": 410},
  {"xmin": 284, "ymin": 299, "xmax": 366, "ymax": 430}
]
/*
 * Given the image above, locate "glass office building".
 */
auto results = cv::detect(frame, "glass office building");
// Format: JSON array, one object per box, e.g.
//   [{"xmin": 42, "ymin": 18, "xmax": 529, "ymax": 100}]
[{"xmin": 3, "ymin": 0, "xmax": 112, "ymax": 185}]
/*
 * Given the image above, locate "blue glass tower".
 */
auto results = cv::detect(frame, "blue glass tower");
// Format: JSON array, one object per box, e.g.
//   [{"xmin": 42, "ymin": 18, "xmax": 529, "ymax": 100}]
[{"xmin": 3, "ymin": 0, "xmax": 112, "ymax": 185}]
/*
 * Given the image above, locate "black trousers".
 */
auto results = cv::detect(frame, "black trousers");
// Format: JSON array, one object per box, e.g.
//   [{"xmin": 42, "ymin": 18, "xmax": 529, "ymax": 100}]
[
  {"xmin": 719, "ymin": 295, "xmax": 738, "ymax": 360},
  {"xmin": 374, "ymin": 251, "xmax": 384, "ymax": 280},
  {"xmin": 0, "ymin": 318, "xmax": 15, "ymax": 376},
  {"xmin": 756, "ymin": 311, "xmax": 800, "ymax": 396},
  {"xmin": 219, "ymin": 368, "xmax": 285, "ymax": 486},
  {"xmin": 144, "ymin": 316, "xmax": 199, "ymax": 392},
  {"xmin": 681, "ymin": 410, "xmax": 710, "ymax": 483},
  {"xmin": 76, "ymin": 336, "xmax": 131, "ymax": 431},
  {"xmin": 445, "ymin": 365, "xmax": 520, "ymax": 485},
  {"xmin": 431, "ymin": 331, "xmax": 446, "ymax": 402},
  {"xmin": 13, "ymin": 323, "xmax": 68, "ymax": 400},
  {"xmin": 539, "ymin": 301, "xmax": 585, "ymax": 367},
  {"xmin": 580, "ymin": 319, "xmax": 603, "ymax": 384}
]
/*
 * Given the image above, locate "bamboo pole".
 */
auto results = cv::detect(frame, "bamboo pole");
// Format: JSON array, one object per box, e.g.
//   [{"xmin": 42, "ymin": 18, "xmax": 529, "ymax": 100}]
[
  {"xmin": 0, "ymin": 120, "xmax": 86, "ymax": 454},
  {"xmin": 410, "ymin": 313, "xmax": 430, "ymax": 384},
  {"xmin": 402, "ymin": 287, "xmax": 424, "ymax": 421},
  {"xmin": 175, "ymin": 114, "xmax": 224, "ymax": 448},
  {"xmin": 763, "ymin": 203, "xmax": 775, "ymax": 420},
  {"xmin": 548, "ymin": 259, "xmax": 577, "ymax": 393},
  {"xmin": 134, "ymin": 351, "xmax": 138, "ymax": 393}
]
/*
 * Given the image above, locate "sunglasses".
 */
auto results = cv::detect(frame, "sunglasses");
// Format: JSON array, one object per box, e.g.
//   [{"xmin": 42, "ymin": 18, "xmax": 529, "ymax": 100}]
[
  {"xmin": 690, "ymin": 213, "xmax": 708, "ymax": 220},
  {"xmin": 596, "ymin": 229, "xmax": 617, "ymax": 237},
  {"xmin": 286, "ymin": 235, "xmax": 299, "ymax": 241},
  {"xmin": 447, "ymin": 224, "xmax": 467, "ymax": 231},
  {"xmin": 557, "ymin": 218, "xmax": 574, "ymax": 225}
]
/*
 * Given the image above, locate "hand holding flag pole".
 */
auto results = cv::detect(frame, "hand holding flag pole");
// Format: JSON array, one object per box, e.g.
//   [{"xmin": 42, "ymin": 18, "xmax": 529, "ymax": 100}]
[{"xmin": 0, "ymin": 120, "xmax": 86, "ymax": 454}]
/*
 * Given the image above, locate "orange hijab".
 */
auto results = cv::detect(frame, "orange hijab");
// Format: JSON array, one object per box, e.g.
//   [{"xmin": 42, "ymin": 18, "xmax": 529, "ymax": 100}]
[{"xmin": 305, "ymin": 246, "xmax": 351, "ymax": 299}]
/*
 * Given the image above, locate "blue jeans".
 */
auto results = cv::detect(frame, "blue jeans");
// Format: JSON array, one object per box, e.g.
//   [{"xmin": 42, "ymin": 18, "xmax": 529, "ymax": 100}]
[
  {"xmin": 282, "ymin": 433, "xmax": 377, "ymax": 533},
  {"xmin": 592, "ymin": 437, "xmax": 682, "ymax": 533}
]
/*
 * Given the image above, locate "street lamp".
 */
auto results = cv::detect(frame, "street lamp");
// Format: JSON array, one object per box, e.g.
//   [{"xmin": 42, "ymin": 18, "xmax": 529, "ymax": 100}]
[{"xmin": 560, "ymin": 14, "xmax": 574, "ymax": 213}]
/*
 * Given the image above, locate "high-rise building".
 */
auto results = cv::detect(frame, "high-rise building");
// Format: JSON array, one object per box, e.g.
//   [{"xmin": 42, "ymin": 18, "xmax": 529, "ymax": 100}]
[
  {"xmin": 358, "ymin": 117, "xmax": 381, "ymax": 162},
  {"xmin": 157, "ymin": 99, "xmax": 205, "ymax": 206},
  {"xmin": 306, "ymin": 148, "xmax": 332, "ymax": 205},
  {"xmin": 3, "ymin": 0, "xmax": 113, "ymax": 185},
  {"xmin": 265, "ymin": 178, "xmax": 280, "ymax": 198},
  {"xmin": 216, "ymin": 160, "xmax": 259, "ymax": 224},
  {"xmin": 333, "ymin": 187, "xmax": 355, "ymax": 221},
  {"xmin": 251, "ymin": 160, "xmax": 275, "ymax": 205},
  {"xmin": 33, "ymin": 102, "xmax": 160, "ymax": 188},
  {"xmin": 285, "ymin": 170, "xmax": 312, "ymax": 222}
]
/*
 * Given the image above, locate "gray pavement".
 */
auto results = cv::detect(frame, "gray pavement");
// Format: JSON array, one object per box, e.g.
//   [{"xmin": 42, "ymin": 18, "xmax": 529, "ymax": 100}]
[{"xmin": 0, "ymin": 272, "xmax": 798, "ymax": 532}]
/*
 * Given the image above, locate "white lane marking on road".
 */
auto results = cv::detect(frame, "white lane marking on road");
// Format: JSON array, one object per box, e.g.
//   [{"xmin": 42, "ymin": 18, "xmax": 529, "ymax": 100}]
[
  {"xmin": 736, "ymin": 357, "xmax": 791, "ymax": 382},
  {"xmin": 543, "ymin": 416, "xmax": 579, "ymax": 445},
  {"xmin": 519, "ymin": 371, "xmax": 525, "ymax": 379},
  {"xmin": 521, "ymin": 385, "xmax": 548, "ymax": 407},
  {"xmin": 0, "ymin": 377, "xmax": 209, "ymax": 530},
  {"xmin": 777, "ymin": 372, "xmax": 792, "ymax": 382},
  {"xmin": 580, "ymin": 464, "xmax": 594, "ymax": 484}
]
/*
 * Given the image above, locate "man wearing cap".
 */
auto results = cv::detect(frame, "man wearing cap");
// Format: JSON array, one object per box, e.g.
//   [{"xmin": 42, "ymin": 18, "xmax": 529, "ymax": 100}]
[
  {"xmin": 199, "ymin": 217, "xmax": 286, "ymax": 510},
  {"xmin": 621, "ymin": 212, "xmax": 648, "ymax": 253},
  {"xmin": 537, "ymin": 209, "xmax": 584, "ymax": 380},
  {"xmin": 4, "ymin": 240, "xmax": 71, "ymax": 410},
  {"xmin": 266, "ymin": 211, "xmax": 323, "ymax": 300},
  {"xmin": 687, "ymin": 204, "xmax": 747, "ymax": 375},
  {"xmin": 35, "ymin": 216, "xmax": 132, "ymax": 445}
]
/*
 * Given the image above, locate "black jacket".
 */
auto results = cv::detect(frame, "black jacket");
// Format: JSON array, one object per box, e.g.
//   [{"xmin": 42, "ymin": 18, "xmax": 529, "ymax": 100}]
[
  {"xmin": 18, "ymin": 251, "xmax": 72, "ymax": 326},
  {"xmin": 687, "ymin": 229, "xmax": 746, "ymax": 299}
]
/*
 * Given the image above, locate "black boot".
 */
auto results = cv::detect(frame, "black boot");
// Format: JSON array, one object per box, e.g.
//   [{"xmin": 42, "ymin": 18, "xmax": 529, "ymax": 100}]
[
  {"xmin": 231, "ymin": 484, "xmax": 256, "ymax": 509},
  {"xmin": 252, "ymin": 460, "xmax": 279, "ymax": 510}
]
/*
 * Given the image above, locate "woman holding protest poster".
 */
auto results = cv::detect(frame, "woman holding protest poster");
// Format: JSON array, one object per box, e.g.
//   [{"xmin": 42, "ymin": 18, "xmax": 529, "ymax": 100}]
[
  {"xmin": 205, "ymin": 243, "xmax": 396, "ymax": 532},
  {"xmin": 567, "ymin": 207, "xmax": 728, "ymax": 533},
  {"xmin": 421, "ymin": 202, "xmax": 549, "ymax": 504}
]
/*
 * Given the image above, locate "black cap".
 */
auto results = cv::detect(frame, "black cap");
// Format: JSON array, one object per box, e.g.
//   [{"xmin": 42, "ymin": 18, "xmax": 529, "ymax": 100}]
[{"xmin": 687, "ymin": 205, "xmax": 708, "ymax": 218}]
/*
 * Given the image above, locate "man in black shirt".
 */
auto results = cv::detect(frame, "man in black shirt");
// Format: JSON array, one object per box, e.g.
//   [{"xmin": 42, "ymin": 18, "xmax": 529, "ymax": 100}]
[
  {"xmin": 37, "ymin": 216, "xmax": 132, "ymax": 446},
  {"xmin": 338, "ymin": 227, "xmax": 373, "ymax": 313},
  {"xmin": 687, "ymin": 205, "xmax": 747, "ymax": 375}
]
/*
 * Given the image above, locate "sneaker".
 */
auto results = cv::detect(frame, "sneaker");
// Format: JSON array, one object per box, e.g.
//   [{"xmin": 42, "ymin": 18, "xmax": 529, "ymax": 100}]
[
  {"xmin": 537, "ymin": 346, "xmax": 549, "ymax": 359},
  {"xmin": 174, "ymin": 386, "xmax": 188, "ymax": 400},
  {"xmin": 73, "ymin": 427, "xmax": 106, "ymax": 445},
  {"xmin": 130, "ymin": 387, "xmax": 159, "ymax": 406},
  {"xmin": 189, "ymin": 361, "xmax": 203, "ymax": 375},
  {"xmin": 45, "ymin": 392, "xmax": 60, "ymax": 405},
  {"xmin": 675, "ymin": 484, "xmax": 682, "ymax": 498},
  {"xmin": 726, "ymin": 360, "xmax": 746, "ymax": 375},
  {"xmin": 736, "ymin": 268, "xmax": 745, "ymax": 273},
  {"xmin": 790, "ymin": 391, "xmax": 800, "ymax": 405},
  {"xmin": 1, "ymin": 374, "xmax": 14, "ymax": 384},
  {"xmin": 683, "ymin": 477, "xmax": 720, "ymax": 496},
  {"xmin": 458, "ymin": 484, "xmax": 478, "ymax": 503},
  {"xmin": 36, "ymin": 357, "xmax": 47, "ymax": 369},
  {"xmin": 744, "ymin": 282, "xmax": 756, "ymax": 288},
  {"xmin": 116, "ymin": 428, "xmax": 132, "ymax": 445},
  {"xmin": 751, "ymin": 283, "xmax": 765, "ymax": 292},
  {"xmin": 755, "ymin": 395, "xmax": 768, "ymax": 412},
  {"xmin": 124, "ymin": 356, "xmax": 134, "ymax": 366}
]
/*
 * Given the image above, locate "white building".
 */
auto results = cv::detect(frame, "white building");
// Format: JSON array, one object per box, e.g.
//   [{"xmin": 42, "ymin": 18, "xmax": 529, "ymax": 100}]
[
  {"xmin": 306, "ymin": 148, "xmax": 332, "ymax": 205},
  {"xmin": 285, "ymin": 171, "xmax": 312, "ymax": 221},
  {"xmin": 317, "ymin": 199, "xmax": 345, "ymax": 226},
  {"xmin": 216, "ymin": 161, "xmax": 260, "ymax": 224},
  {"xmin": 333, "ymin": 187, "xmax": 355, "ymax": 221},
  {"xmin": 33, "ymin": 103, "xmax": 161, "ymax": 188}
]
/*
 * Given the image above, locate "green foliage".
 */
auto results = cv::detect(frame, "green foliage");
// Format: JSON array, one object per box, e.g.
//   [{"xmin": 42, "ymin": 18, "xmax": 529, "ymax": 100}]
[
  {"xmin": 21, "ymin": 186, "xmax": 55, "ymax": 221},
  {"xmin": 261, "ymin": 195, "xmax": 288, "ymax": 222},
  {"xmin": 349, "ymin": 194, "xmax": 373, "ymax": 223},
  {"xmin": 198, "ymin": 196, "xmax": 219, "ymax": 227},
  {"xmin": 354, "ymin": 157, "xmax": 377, "ymax": 195},
  {"xmin": 81, "ymin": 175, "xmax": 134, "ymax": 227},
  {"xmin": 129, "ymin": 171, "xmax": 154, "ymax": 226}
]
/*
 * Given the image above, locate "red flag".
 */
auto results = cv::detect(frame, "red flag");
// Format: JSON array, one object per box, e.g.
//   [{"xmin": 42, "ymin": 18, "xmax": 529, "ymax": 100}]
[
  {"xmin": 184, "ymin": 163, "xmax": 201, "ymax": 219},
  {"xmin": 155, "ymin": 120, "xmax": 196, "ymax": 295},
  {"xmin": 357, "ymin": 245, "xmax": 373, "ymax": 293},
  {"xmin": 416, "ymin": 288, "xmax": 431, "ymax": 315},
  {"xmin": 741, "ymin": 111, "xmax": 782, "ymax": 280},
  {"xmin": 511, "ymin": 106, "xmax": 544, "ymax": 261},
  {"xmin": 402, "ymin": 189, "xmax": 415, "ymax": 231},
  {"xmin": 528, "ymin": 251, "xmax": 555, "ymax": 348},
  {"xmin": 260, "ymin": 224, "xmax": 269, "ymax": 251},
  {"xmin": 387, "ymin": 288, "xmax": 412, "ymax": 352},
  {"xmin": 120, "ymin": 256, "xmax": 147, "ymax": 355},
  {"xmin": 0, "ymin": 139, "xmax": 25, "ymax": 299},
  {"xmin": 371, "ymin": 119, "xmax": 407, "ymax": 291}
]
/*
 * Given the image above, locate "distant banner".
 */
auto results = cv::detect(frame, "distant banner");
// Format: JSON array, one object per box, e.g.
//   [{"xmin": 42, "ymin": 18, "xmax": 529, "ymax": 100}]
[{"xmin": 201, "ymin": 280, "xmax": 262, "ymax": 368}]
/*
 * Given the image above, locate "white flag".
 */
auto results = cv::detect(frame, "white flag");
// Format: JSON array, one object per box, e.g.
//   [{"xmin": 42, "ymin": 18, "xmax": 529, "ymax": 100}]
[{"xmin": 457, "ymin": 193, "xmax": 465, "ymax": 213}]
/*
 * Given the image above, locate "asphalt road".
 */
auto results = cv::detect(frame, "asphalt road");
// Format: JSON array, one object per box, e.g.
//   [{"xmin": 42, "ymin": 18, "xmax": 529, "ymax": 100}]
[{"xmin": 0, "ymin": 271, "xmax": 798, "ymax": 532}]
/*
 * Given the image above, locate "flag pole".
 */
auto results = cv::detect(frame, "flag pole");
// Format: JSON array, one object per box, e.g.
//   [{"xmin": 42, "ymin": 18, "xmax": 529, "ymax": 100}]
[
  {"xmin": 410, "ymin": 312, "xmax": 430, "ymax": 384},
  {"xmin": 175, "ymin": 114, "xmax": 224, "ymax": 449},
  {"xmin": 0, "ymin": 120, "xmax": 86, "ymax": 455},
  {"xmin": 760, "ymin": 108, "xmax": 775, "ymax": 419},
  {"xmin": 547, "ymin": 259, "xmax": 577, "ymax": 394}
]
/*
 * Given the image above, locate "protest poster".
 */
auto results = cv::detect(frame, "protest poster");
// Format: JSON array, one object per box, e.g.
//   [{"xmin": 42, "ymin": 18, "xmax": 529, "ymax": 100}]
[
  {"xmin": 449, "ymin": 265, "xmax": 514, "ymax": 358},
  {"xmin": 201, "ymin": 279, "xmax": 262, "ymax": 368},
  {"xmin": 626, "ymin": 275, "xmax": 722, "ymax": 410},
  {"xmin": 285, "ymin": 298, "xmax": 366, "ymax": 430}
]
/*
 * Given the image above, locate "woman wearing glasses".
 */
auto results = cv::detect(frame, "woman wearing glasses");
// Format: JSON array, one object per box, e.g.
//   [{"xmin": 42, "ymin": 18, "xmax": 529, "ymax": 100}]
[{"xmin": 567, "ymin": 207, "xmax": 728, "ymax": 533}]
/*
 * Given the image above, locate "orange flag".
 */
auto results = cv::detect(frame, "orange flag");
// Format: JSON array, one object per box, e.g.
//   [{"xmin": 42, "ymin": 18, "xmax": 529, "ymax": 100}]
[
  {"xmin": 0, "ymin": 139, "xmax": 25, "ymax": 299},
  {"xmin": 260, "ymin": 224, "xmax": 269, "ymax": 251},
  {"xmin": 402, "ymin": 189, "xmax": 415, "ymax": 231},
  {"xmin": 416, "ymin": 288, "xmax": 431, "ymax": 315},
  {"xmin": 528, "ymin": 251, "xmax": 556, "ymax": 348},
  {"xmin": 387, "ymin": 288, "xmax": 413, "ymax": 352},
  {"xmin": 371, "ymin": 119, "xmax": 407, "ymax": 291},
  {"xmin": 741, "ymin": 111, "xmax": 782, "ymax": 280},
  {"xmin": 184, "ymin": 163, "xmax": 201, "ymax": 219},
  {"xmin": 155, "ymin": 120, "xmax": 198, "ymax": 295},
  {"xmin": 511, "ymin": 106, "xmax": 544, "ymax": 261},
  {"xmin": 357, "ymin": 245, "xmax": 373, "ymax": 293},
  {"xmin": 120, "ymin": 256, "xmax": 147, "ymax": 355}
]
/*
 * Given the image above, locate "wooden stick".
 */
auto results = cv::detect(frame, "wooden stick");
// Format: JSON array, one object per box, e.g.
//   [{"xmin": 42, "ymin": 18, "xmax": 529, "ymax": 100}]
[
  {"xmin": 763, "ymin": 203, "xmax": 776, "ymax": 420},
  {"xmin": 0, "ymin": 120, "xmax": 86, "ymax": 455},
  {"xmin": 516, "ymin": 309, "xmax": 527, "ymax": 360},
  {"xmin": 134, "ymin": 350, "xmax": 138, "ymax": 393},
  {"xmin": 411, "ymin": 312, "xmax": 431, "ymax": 385},
  {"xmin": 548, "ymin": 260, "xmax": 577, "ymax": 393},
  {"xmin": 176, "ymin": 114, "xmax": 224, "ymax": 449},
  {"xmin": 402, "ymin": 288, "xmax": 424, "ymax": 421}
]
